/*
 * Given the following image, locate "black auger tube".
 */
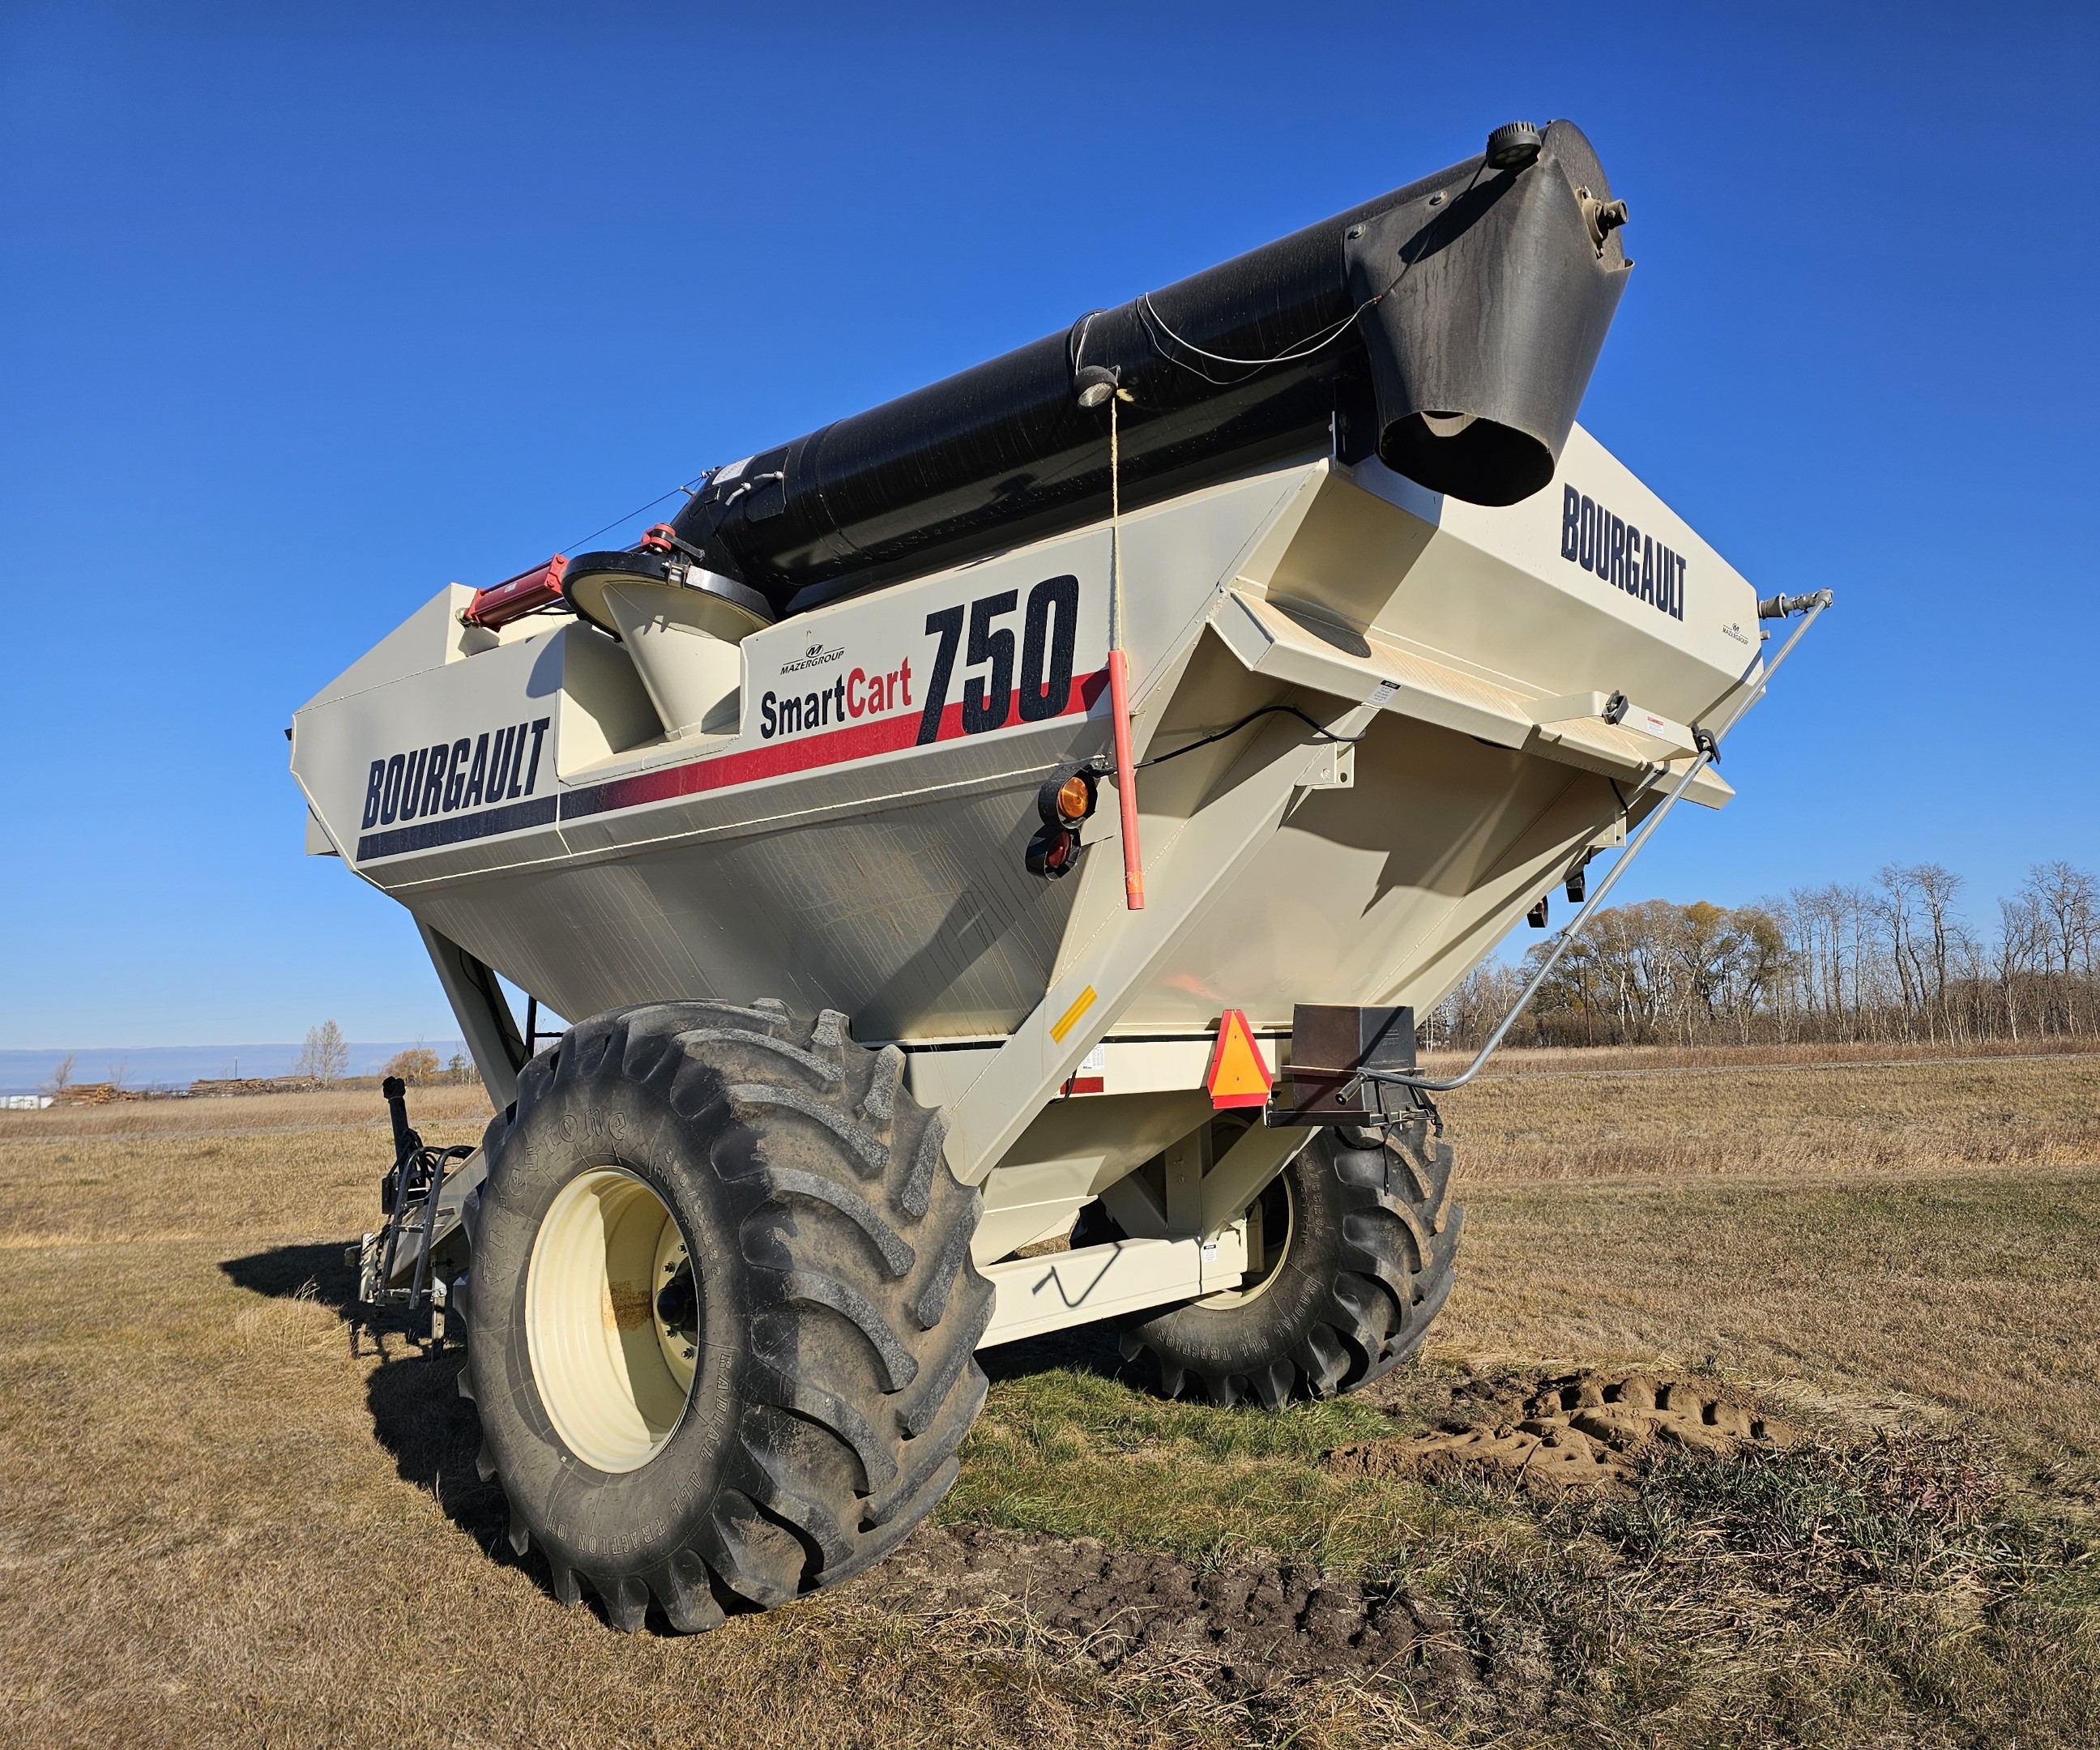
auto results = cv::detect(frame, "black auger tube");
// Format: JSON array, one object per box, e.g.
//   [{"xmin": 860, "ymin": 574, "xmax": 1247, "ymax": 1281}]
[{"xmin": 669, "ymin": 119, "xmax": 1630, "ymax": 617}]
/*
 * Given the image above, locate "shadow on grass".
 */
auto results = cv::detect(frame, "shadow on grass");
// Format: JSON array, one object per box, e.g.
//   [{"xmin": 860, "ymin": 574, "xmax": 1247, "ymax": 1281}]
[
  {"xmin": 976, "ymin": 1317, "xmax": 1134, "ymax": 1386},
  {"xmin": 219, "ymin": 1240, "xmax": 1165, "ymax": 1632},
  {"xmin": 220, "ymin": 1243, "xmax": 514, "ymax": 1562},
  {"xmin": 220, "ymin": 1239, "xmax": 357, "ymax": 1312}
]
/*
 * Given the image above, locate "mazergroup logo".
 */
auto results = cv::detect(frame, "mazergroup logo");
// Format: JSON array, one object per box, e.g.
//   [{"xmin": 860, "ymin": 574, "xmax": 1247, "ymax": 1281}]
[{"xmin": 779, "ymin": 641, "xmax": 845, "ymax": 676}]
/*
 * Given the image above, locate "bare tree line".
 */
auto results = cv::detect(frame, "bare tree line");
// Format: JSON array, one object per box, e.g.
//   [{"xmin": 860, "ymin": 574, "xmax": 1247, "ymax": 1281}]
[
  {"xmin": 293, "ymin": 1023, "xmax": 473, "ymax": 1087},
  {"xmin": 1422, "ymin": 861, "xmax": 2100, "ymax": 1050}
]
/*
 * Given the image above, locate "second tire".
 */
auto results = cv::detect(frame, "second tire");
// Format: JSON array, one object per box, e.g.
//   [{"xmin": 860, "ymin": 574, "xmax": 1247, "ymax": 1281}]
[{"xmin": 1113, "ymin": 1118, "xmax": 1462, "ymax": 1407}]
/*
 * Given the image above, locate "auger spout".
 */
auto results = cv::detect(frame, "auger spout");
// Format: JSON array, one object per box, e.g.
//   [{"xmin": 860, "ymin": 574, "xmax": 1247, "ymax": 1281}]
[{"xmin": 662, "ymin": 118, "xmax": 1631, "ymax": 617}]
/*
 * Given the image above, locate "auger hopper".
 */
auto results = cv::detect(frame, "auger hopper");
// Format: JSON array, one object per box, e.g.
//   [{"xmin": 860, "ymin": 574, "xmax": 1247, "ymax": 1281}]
[{"xmin": 291, "ymin": 120, "xmax": 1815, "ymax": 1633}]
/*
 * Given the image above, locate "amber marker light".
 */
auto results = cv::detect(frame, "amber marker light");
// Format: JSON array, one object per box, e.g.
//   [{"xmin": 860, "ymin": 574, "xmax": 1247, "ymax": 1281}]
[
  {"xmin": 1036, "ymin": 768, "xmax": 1099, "ymax": 828},
  {"xmin": 1026, "ymin": 768, "xmax": 1099, "ymax": 881}
]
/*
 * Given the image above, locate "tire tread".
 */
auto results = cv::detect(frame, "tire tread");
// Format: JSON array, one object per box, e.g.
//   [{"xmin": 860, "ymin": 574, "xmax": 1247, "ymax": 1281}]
[
  {"xmin": 465, "ymin": 999, "xmax": 991, "ymax": 1633},
  {"xmin": 1120, "ymin": 1117, "xmax": 1462, "ymax": 1407}
]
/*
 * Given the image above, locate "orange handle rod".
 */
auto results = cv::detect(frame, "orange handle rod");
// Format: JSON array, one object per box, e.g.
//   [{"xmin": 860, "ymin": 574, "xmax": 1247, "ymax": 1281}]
[{"xmin": 1108, "ymin": 649, "xmax": 1144, "ymax": 910}]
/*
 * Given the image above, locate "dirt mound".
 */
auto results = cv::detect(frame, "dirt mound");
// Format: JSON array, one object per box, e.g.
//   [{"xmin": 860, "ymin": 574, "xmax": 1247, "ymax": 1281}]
[
  {"xmin": 1330, "ymin": 1368, "xmax": 1798, "ymax": 1494},
  {"xmin": 879, "ymin": 1523, "xmax": 1476, "ymax": 1700}
]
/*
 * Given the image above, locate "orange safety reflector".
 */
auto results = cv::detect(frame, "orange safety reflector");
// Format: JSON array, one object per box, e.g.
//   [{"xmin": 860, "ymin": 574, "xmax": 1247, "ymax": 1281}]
[{"xmin": 1204, "ymin": 1009, "xmax": 1273, "ymax": 1110}]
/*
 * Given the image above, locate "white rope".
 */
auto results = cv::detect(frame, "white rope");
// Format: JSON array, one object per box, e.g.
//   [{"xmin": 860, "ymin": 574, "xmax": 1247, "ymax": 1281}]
[{"xmin": 1108, "ymin": 393, "xmax": 1123, "ymax": 654}]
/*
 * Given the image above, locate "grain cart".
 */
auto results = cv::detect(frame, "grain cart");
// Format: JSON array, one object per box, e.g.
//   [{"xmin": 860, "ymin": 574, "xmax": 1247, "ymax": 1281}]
[{"xmin": 292, "ymin": 120, "xmax": 1823, "ymax": 1633}]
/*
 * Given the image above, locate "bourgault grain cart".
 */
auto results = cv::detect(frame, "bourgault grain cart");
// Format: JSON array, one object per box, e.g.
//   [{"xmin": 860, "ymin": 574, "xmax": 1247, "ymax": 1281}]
[{"xmin": 292, "ymin": 121, "xmax": 1822, "ymax": 1633}]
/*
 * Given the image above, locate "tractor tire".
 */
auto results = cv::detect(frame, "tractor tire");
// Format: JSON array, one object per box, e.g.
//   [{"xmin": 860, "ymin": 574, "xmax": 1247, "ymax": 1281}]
[
  {"xmin": 1113, "ymin": 1118, "xmax": 1462, "ymax": 1408},
  {"xmin": 457, "ymin": 999, "xmax": 992, "ymax": 1633}
]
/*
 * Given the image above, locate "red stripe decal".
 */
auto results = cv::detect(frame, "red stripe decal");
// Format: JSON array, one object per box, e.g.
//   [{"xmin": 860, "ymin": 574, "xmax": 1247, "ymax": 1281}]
[{"xmin": 561, "ymin": 668, "xmax": 1109, "ymax": 822}]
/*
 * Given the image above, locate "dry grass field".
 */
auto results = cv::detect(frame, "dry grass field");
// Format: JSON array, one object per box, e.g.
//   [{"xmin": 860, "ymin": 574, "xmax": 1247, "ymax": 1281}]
[{"xmin": 3, "ymin": 1048, "xmax": 2097, "ymax": 1748}]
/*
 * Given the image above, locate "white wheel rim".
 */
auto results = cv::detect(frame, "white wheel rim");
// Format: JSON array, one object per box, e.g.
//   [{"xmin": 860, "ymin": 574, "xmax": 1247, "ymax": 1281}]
[
  {"xmin": 1197, "ymin": 1174, "xmax": 1295, "ymax": 1308},
  {"xmin": 526, "ymin": 1167, "xmax": 697, "ymax": 1473}
]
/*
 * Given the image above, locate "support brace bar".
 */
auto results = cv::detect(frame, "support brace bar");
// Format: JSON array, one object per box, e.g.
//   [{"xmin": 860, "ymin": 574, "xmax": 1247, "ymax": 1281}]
[
  {"xmin": 978, "ymin": 1227, "xmax": 1249, "ymax": 1348},
  {"xmin": 942, "ymin": 701, "xmax": 1381, "ymax": 1184},
  {"xmin": 416, "ymin": 921, "xmax": 527, "ymax": 1109}
]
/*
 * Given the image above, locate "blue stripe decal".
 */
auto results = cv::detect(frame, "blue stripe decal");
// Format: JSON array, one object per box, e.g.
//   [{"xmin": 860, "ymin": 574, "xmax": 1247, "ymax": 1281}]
[{"xmin": 356, "ymin": 795, "xmax": 557, "ymax": 862}]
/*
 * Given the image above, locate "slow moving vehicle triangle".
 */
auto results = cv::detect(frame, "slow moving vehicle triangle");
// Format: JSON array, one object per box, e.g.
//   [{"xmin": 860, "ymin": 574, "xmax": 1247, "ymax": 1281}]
[{"xmin": 1206, "ymin": 1009, "xmax": 1274, "ymax": 1110}]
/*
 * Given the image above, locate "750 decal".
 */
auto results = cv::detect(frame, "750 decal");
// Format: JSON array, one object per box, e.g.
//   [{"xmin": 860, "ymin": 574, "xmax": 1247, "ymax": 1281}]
[
  {"xmin": 754, "ymin": 573, "xmax": 1085, "ymax": 746},
  {"xmin": 916, "ymin": 574, "xmax": 1079, "ymax": 744}
]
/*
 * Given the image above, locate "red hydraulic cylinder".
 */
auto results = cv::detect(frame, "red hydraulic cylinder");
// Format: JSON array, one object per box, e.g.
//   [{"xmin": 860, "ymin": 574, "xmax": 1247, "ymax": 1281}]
[{"xmin": 462, "ymin": 555, "xmax": 570, "ymax": 630}]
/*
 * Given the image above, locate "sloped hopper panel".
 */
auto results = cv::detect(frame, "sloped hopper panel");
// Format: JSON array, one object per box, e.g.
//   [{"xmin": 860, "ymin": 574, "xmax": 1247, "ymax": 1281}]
[{"xmin": 1348, "ymin": 120, "xmax": 1629, "ymax": 506}]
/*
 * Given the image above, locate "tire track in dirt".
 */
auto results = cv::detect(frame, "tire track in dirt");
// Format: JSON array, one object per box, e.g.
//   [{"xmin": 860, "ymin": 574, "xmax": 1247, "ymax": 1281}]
[
  {"xmin": 874, "ymin": 1523, "xmax": 1479, "ymax": 1701},
  {"xmin": 1332, "ymin": 1367, "xmax": 1797, "ymax": 1492}
]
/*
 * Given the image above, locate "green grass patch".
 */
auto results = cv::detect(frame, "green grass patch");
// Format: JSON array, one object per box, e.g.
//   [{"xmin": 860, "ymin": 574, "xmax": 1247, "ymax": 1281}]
[
  {"xmin": 945, "ymin": 1363, "xmax": 1489, "ymax": 1573},
  {"xmin": 945, "ymin": 1363, "xmax": 2100, "ymax": 1746}
]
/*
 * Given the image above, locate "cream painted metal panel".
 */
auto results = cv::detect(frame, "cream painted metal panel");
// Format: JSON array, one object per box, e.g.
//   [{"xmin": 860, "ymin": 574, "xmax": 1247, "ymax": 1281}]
[
  {"xmin": 971, "ymin": 1090, "xmax": 1212, "ymax": 1260},
  {"xmin": 937, "ymin": 697, "xmax": 1384, "ymax": 1184},
  {"xmin": 979, "ymin": 1228, "xmax": 1249, "ymax": 1347},
  {"xmin": 292, "ymin": 425, "xmax": 1780, "ymax": 1202}
]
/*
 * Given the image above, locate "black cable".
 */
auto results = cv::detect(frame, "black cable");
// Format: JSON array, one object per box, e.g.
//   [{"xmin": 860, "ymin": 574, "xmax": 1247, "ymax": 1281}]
[
  {"xmin": 557, "ymin": 476, "xmax": 707, "ymax": 556},
  {"xmin": 1138, "ymin": 160, "xmax": 1488, "ymax": 389},
  {"xmin": 1129, "ymin": 703, "xmax": 1364, "ymax": 773}
]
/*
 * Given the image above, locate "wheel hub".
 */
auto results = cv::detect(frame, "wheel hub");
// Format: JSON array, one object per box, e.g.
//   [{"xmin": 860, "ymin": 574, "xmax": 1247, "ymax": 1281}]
[{"xmin": 526, "ymin": 1167, "xmax": 698, "ymax": 1472}]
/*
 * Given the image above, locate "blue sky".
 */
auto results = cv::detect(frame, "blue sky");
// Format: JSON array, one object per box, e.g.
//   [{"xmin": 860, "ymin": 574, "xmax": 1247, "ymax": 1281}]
[{"xmin": 2, "ymin": 2, "xmax": 2094, "ymax": 1048}]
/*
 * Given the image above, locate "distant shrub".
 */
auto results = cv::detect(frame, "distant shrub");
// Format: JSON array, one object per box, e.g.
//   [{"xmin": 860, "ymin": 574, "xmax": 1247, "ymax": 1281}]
[{"xmin": 382, "ymin": 1047, "xmax": 442, "ymax": 1086}]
